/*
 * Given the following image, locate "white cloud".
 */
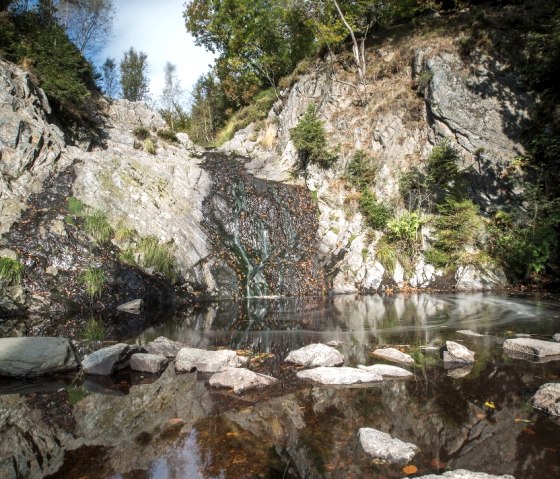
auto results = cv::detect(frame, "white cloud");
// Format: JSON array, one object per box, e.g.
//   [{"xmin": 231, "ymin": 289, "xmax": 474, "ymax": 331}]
[{"xmin": 96, "ymin": 0, "xmax": 214, "ymax": 104}]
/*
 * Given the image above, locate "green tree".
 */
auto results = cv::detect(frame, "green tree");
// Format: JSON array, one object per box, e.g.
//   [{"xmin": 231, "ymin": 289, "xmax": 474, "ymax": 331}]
[
  {"xmin": 160, "ymin": 62, "xmax": 187, "ymax": 130},
  {"xmin": 120, "ymin": 47, "xmax": 149, "ymax": 101},
  {"xmin": 101, "ymin": 57, "xmax": 118, "ymax": 97}
]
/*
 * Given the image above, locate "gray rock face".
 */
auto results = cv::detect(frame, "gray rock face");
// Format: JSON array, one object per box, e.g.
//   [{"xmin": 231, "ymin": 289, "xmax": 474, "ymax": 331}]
[
  {"xmin": 371, "ymin": 348, "xmax": 415, "ymax": 365},
  {"xmin": 130, "ymin": 353, "xmax": 168, "ymax": 374},
  {"xmin": 532, "ymin": 383, "xmax": 560, "ymax": 417},
  {"xmin": 82, "ymin": 343, "xmax": 143, "ymax": 375},
  {"xmin": 443, "ymin": 341, "xmax": 475, "ymax": 365},
  {"xmin": 209, "ymin": 367, "xmax": 278, "ymax": 393},
  {"xmin": 175, "ymin": 347, "xmax": 248, "ymax": 373},
  {"xmin": 0, "ymin": 337, "xmax": 80, "ymax": 378},
  {"xmin": 410, "ymin": 470, "xmax": 514, "ymax": 479},
  {"xmin": 144, "ymin": 336, "xmax": 185, "ymax": 359},
  {"xmin": 297, "ymin": 367, "xmax": 382, "ymax": 385},
  {"xmin": 285, "ymin": 343, "xmax": 344, "ymax": 368},
  {"xmin": 502, "ymin": 338, "xmax": 560, "ymax": 358},
  {"xmin": 116, "ymin": 298, "xmax": 144, "ymax": 314},
  {"xmin": 357, "ymin": 364, "xmax": 414, "ymax": 378},
  {"xmin": 552, "ymin": 333, "xmax": 560, "ymax": 343},
  {"xmin": 358, "ymin": 427, "xmax": 419, "ymax": 465}
]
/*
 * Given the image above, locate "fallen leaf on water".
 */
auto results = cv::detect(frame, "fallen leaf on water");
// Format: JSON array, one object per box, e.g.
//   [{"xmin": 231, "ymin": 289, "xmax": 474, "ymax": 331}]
[
  {"xmin": 430, "ymin": 459, "xmax": 446, "ymax": 469},
  {"xmin": 402, "ymin": 465, "xmax": 418, "ymax": 475},
  {"xmin": 522, "ymin": 427, "xmax": 536, "ymax": 435},
  {"xmin": 226, "ymin": 432, "xmax": 239, "ymax": 437},
  {"xmin": 515, "ymin": 418, "xmax": 532, "ymax": 423},
  {"xmin": 371, "ymin": 458, "xmax": 386, "ymax": 465},
  {"xmin": 484, "ymin": 401, "xmax": 496, "ymax": 409},
  {"xmin": 476, "ymin": 413, "xmax": 486, "ymax": 420}
]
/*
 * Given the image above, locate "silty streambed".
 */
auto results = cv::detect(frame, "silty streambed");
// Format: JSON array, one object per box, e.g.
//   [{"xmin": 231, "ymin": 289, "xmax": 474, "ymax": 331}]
[{"xmin": 1, "ymin": 292, "xmax": 559, "ymax": 478}]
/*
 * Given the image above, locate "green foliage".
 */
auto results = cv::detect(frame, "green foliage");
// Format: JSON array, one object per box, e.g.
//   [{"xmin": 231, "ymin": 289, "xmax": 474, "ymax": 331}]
[
  {"xmin": 387, "ymin": 211, "xmax": 424, "ymax": 244},
  {"xmin": 119, "ymin": 247, "xmax": 137, "ymax": 265},
  {"xmin": 291, "ymin": 103, "xmax": 337, "ymax": 169},
  {"xmin": 66, "ymin": 385, "xmax": 88, "ymax": 406},
  {"xmin": 132, "ymin": 126, "xmax": 150, "ymax": 140},
  {"xmin": 81, "ymin": 317, "xmax": 105, "ymax": 341},
  {"xmin": 84, "ymin": 210, "xmax": 113, "ymax": 244},
  {"xmin": 143, "ymin": 138, "xmax": 157, "ymax": 155},
  {"xmin": 375, "ymin": 239, "xmax": 398, "ymax": 274},
  {"xmin": 80, "ymin": 267, "xmax": 105, "ymax": 299},
  {"xmin": 415, "ymin": 69, "xmax": 433, "ymax": 91},
  {"xmin": 137, "ymin": 236, "xmax": 175, "ymax": 280},
  {"xmin": 157, "ymin": 129, "xmax": 179, "ymax": 143},
  {"xmin": 120, "ymin": 47, "xmax": 149, "ymax": 101},
  {"xmin": 427, "ymin": 139, "xmax": 461, "ymax": 192},
  {"xmin": 359, "ymin": 189, "xmax": 390, "ymax": 230},
  {"xmin": 67, "ymin": 196, "xmax": 85, "ymax": 215},
  {"xmin": 346, "ymin": 150, "xmax": 378, "ymax": 190},
  {"xmin": 215, "ymin": 88, "xmax": 277, "ymax": 145},
  {"xmin": 114, "ymin": 223, "xmax": 136, "ymax": 244},
  {"xmin": 0, "ymin": 257, "xmax": 24, "ymax": 285}
]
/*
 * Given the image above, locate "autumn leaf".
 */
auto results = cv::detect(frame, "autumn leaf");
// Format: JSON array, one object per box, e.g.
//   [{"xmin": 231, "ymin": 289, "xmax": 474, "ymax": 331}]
[
  {"xmin": 168, "ymin": 418, "xmax": 184, "ymax": 425},
  {"xmin": 402, "ymin": 465, "xmax": 418, "ymax": 475},
  {"xmin": 484, "ymin": 401, "xmax": 496, "ymax": 409},
  {"xmin": 476, "ymin": 413, "xmax": 486, "ymax": 420},
  {"xmin": 514, "ymin": 418, "xmax": 532, "ymax": 423},
  {"xmin": 522, "ymin": 427, "xmax": 536, "ymax": 435}
]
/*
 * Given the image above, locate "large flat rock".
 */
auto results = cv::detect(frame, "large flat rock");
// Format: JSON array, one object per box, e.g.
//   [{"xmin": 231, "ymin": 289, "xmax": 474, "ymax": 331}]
[
  {"xmin": 175, "ymin": 347, "xmax": 248, "ymax": 373},
  {"xmin": 503, "ymin": 338, "xmax": 560, "ymax": 358},
  {"xmin": 0, "ymin": 337, "xmax": 80, "ymax": 378},
  {"xmin": 285, "ymin": 343, "xmax": 344, "ymax": 368},
  {"xmin": 297, "ymin": 367, "xmax": 382, "ymax": 385},
  {"xmin": 409, "ymin": 470, "xmax": 514, "ymax": 479},
  {"xmin": 532, "ymin": 382, "xmax": 560, "ymax": 417},
  {"xmin": 357, "ymin": 364, "xmax": 413, "ymax": 378},
  {"xmin": 358, "ymin": 427, "xmax": 419, "ymax": 465},
  {"xmin": 82, "ymin": 343, "xmax": 143, "ymax": 375},
  {"xmin": 130, "ymin": 353, "xmax": 168, "ymax": 374},
  {"xmin": 209, "ymin": 367, "xmax": 278, "ymax": 393},
  {"xmin": 371, "ymin": 347, "xmax": 414, "ymax": 365}
]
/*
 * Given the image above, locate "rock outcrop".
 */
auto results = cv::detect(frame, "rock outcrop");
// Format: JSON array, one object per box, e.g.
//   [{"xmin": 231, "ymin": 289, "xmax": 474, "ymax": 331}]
[
  {"xmin": 443, "ymin": 341, "xmax": 476, "ymax": 365},
  {"xmin": 285, "ymin": 343, "xmax": 345, "ymax": 367}
]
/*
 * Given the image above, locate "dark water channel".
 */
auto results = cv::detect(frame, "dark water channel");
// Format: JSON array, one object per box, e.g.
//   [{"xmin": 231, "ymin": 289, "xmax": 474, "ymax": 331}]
[{"xmin": 4, "ymin": 293, "xmax": 560, "ymax": 479}]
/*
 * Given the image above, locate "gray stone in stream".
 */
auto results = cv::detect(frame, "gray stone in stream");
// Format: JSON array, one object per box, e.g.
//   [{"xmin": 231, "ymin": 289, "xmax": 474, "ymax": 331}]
[
  {"xmin": 209, "ymin": 368, "xmax": 278, "ymax": 394},
  {"xmin": 285, "ymin": 343, "xmax": 344, "ymax": 368},
  {"xmin": 457, "ymin": 330, "xmax": 484, "ymax": 337},
  {"xmin": 297, "ymin": 367, "xmax": 382, "ymax": 385},
  {"xmin": 357, "ymin": 364, "xmax": 413, "ymax": 378},
  {"xmin": 130, "ymin": 353, "xmax": 168, "ymax": 374},
  {"xmin": 116, "ymin": 298, "xmax": 144, "ymax": 314},
  {"xmin": 358, "ymin": 428, "xmax": 419, "ymax": 465},
  {"xmin": 175, "ymin": 347, "xmax": 248, "ymax": 373},
  {"xmin": 532, "ymin": 383, "xmax": 560, "ymax": 417},
  {"xmin": 145, "ymin": 336, "xmax": 185, "ymax": 359},
  {"xmin": 409, "ymin": 470, "xmax": 514, "ymax": 479},
  {"xmin": 0, "ymin": 337, "xmax": 80, "ymax": 378},
  {"xmin": 503, "ymin": 338, "xmax": 560, "ymax": 358},
  {"xmin": 446, "ymin": 364, "xmax": 473, "ymax": 378},
  {"xmin": 371, "ymin": 348, "xmax": 414, "ymax": 365},
  {"xmin": 553, "ymin": 333, "xmax": 560, "ymax": 343},
  {"xmin": 82, "ymin": 343, "xmax": 143, "ymax": 375},
  {"xmin": 443, "ymin": 341, "xmax": 475, "ymax": 365}
]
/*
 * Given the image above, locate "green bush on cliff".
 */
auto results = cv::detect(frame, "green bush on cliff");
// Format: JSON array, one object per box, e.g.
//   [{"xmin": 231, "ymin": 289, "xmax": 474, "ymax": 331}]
[
  {"xmin": 346, "ymin": 150, "xmax": 378, "ymax": 190},
  {"xmin": 359, "ymin": 189, "xmax": 390, "ymax": 230},
  {"xmin": 137, "ymin": 236, "xmax": 175, "ymax": 280},
  {"xmin": 80, "ymin": 267, "xmax": 105, "ymax": 300},
  {"xmin": 0, "ymin": 257, "xmax": 24, "ymax": 285},
  {"xmin": 84, "ymin": 210, "xmax": 113, "ymax": 244},
  {"xmin": 291, "ymin": 103, "xmax": 337, "ymax": 170}
]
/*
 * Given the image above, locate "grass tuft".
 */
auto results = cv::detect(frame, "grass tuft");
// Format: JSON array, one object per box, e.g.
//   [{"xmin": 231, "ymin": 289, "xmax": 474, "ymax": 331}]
[
  {"xmin": 0, "ymin": 257, "xmax": 24, "ymax": 284},
  {"xmin": 80, "ymin": 267, "xmax": 106, "ymax": 299},
  {"xmin": 137, "ymin": 236, "xmax": 175, "ymax": 279},
  {"xmin": 84, "ymin": 210, "xmax": 113, "ymax": 244}
]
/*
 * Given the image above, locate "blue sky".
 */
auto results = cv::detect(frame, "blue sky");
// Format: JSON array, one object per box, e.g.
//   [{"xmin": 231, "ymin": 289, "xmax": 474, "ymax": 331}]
[{"xmin": 96, "ymin": 0, "xmax": 214, "ymax": 105}]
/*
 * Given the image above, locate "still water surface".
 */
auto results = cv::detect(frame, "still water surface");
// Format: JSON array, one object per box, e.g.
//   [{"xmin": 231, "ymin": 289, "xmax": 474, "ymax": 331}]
[{"xmin": 25, "ymin": 293, "xmax": 560, "ymax": 478}]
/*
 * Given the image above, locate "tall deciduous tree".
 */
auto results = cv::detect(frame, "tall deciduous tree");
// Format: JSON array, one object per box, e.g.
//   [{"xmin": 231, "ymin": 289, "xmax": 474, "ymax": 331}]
[
  {"xmin": 159, "ymin": 62, "xmax": 187, "ymax": 129},
  {"xmin": 101, "ymin": 57, "xmax": 118, "ymax": 98},
  {"xmin": 119, "ymin": 47, "xmax": 149, "ymax": 102},
  {"xmin": 56, "ymin": 0, "xmax": 114, "ymax": 58}
]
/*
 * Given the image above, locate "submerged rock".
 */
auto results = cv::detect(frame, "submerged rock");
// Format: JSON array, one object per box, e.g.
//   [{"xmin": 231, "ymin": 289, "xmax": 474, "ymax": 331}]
[
  {"xmin": 457, "ymin": 330, "xmax": 484, "ymax": 337},
  {"xmin": 209, "ymin": 368, "xmax": 278, "ymax": 393},
  {"xmin": 446, "ymin": 364, "xmax": 474, "ymax": 378},
  {"xmin": 285, "ymin": 343, "xmax": 344, "ymax": 368},
  {"xmin": 175, "ymin": 347, "xmax": 248, "ymax": 373},
  {"xmin": 0, "ymin": 337, "xmax": 80, "ymax": 378},
  {"xmin": 552, "ymin": 333, "xmax": 560, "ymax": 343},
  {"xmin": 503, "ymin": 338, "xmax": 560, "ymax": 358},
  {"xmin": 371, "ymin": 348, "xmax": 414, "ymax": 365},
  {"xmin": 358, "ymin": 427, "xmax": 419, "ymax": 465},
  {"xmin": 145, "ymin": 336, "xmax": 185, "ymax": 359},
  {"xmin": 116, "ymin": 298, "xmax": 144, "ymax": 314},
  {"xmin": 532, "ymin": 383, "xmax": 560, "ymax": 417},
  {"xmin": 357, "ymin": 364, "xmax": 414, "ymax": 378},
  {"xmin": 410, "ymin": 470, "xmax": 514, "ymax": 479},
  {"xmin": 443, "ymin": 341, "xmax": 475, "ymax": 365},
  {"xmin": 82, "ymin": 343, "xmax": 143, "ymax": 375},
  {"xmin": 130, "ymin": 353, "xmax": 168, "ymax": 374},
  {"xmin": 297, "ymin": 367, "xmax": 382, "ymax": 385}
]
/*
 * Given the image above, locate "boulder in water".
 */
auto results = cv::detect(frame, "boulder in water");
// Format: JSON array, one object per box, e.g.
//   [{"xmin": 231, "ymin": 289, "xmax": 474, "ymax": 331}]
[
  {"xmin": 209, "ymin": 368, "xmax": 278, "ymax": 393},
  {"xmin": 285, "ymin": 343, "xmax": 344, "ymax": 368},
  {"xmin": 130, "ymin": 353, "xmax": 168, "ymax": 374},
  {"xmin": 371, "ymin": 347, "xmax": 414, "ymax": 365},
  {"xmin": 82, "ymin": 343, "xmax": 143, "ymax": 375},
  {"xmin": 532, "ymin": 383, "xmax": 560, "ymax": 417},
  {"xmin": 175, "ymin": 347, "xmax": 248, "ymax": 373},
  {"xmin": 116, "ymin": 299, "xmax": 144, "ymax": 314},
  {"xmin": 357, "ymin": 364, "xmax": 413, "ymax": 378},
  {"xmin": 0, "ymin": 337, "xmax": 80, "ymax": 378},
  {"xmin": 443, "ymin": 341, "xmax": 475, "ymax": 365},
  {"xmin": 409, "ymin": 470, "xmax": 514, "ymax": 479},
  {"xmin": 297, "ymin": 367, "xmax": 382, "ymax": 385},
  {"xmin": 358, "ymin": 427, "xmax": 419, "ymax": 464},
  {"xmin": 503, "ymin": 338, "xmax": 560, "ymax": 358},
  {"xmin": 145, "ymin": 336, "xmax": 185, "ymax": 359}
]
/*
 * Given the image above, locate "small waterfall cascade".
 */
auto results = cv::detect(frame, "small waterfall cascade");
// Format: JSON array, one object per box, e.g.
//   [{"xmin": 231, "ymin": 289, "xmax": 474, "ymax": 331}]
[{"xmin": 201, "ymin": 152, "xmax": 325, "ymax": 298}]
